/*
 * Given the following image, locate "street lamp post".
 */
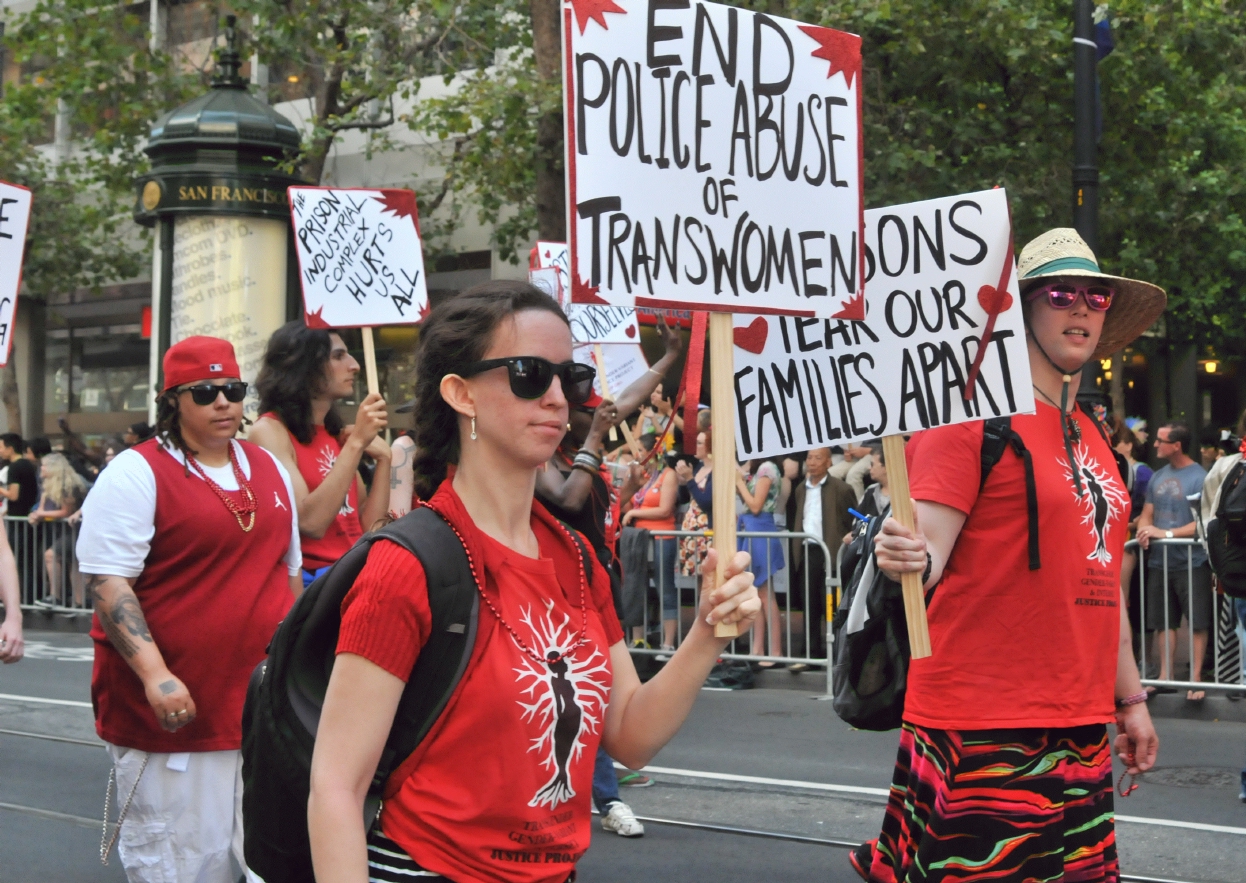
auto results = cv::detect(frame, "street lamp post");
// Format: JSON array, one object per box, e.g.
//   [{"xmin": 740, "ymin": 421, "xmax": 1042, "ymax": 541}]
[
  {"xmin": 1072, "ymin": 0, "xmax": 1098, "ymax": 254},
  {"xmin": 133, "ymin": 16, "xmax": 303, "ymax": 424}
]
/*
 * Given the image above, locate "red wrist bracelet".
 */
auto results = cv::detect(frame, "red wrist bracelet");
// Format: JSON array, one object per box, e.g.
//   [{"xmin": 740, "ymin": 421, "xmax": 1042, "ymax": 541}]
[{"xmin": 1115, "ymin": 690, "xmax": 1148, "ymax": 708}]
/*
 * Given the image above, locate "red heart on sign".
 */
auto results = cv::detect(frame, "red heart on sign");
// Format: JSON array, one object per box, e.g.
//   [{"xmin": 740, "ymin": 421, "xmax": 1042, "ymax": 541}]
[
  {"xmin": 625, "ymin": 324, "xmax": 636, "ymax": 338},
  {"xmin": 978, "ymin": 285, "xmax": 1014, "ymax": 314},
  {"xmin": 543, "ymin": 250, "xmax": 551, "ymax": 259},
  {"xmin": 733, "ymin": 317, "xmax": 769, "ymax": 354}
]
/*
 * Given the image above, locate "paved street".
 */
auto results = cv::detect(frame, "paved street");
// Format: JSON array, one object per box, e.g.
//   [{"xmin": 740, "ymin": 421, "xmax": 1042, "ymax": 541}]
[{"xmin": 2, "ymin": 630, "xmax": 1245, "ymax": 882}]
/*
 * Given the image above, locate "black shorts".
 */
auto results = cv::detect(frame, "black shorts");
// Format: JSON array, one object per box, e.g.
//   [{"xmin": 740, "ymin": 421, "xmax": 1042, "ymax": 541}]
[{"xmin": 1144, "ymin": 564, "xmax": 1212, "ymax": 631}]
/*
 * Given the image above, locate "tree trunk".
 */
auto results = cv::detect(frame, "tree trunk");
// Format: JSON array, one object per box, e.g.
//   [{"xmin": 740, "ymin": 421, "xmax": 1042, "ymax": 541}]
[
  {"xmin": 530, "ymin": 0, "xmax": 566, "ymax": 241},
  {"xmin": 1109, "ymin": 351, "xmax": 1125, "ymax": 423},
  {"xmin": 2, "ymin": 355, "xmax": 21, "ymax": 435}
]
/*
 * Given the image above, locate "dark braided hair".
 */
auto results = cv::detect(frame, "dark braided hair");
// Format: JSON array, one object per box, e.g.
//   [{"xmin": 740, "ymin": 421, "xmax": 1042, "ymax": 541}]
[
  {"xmin": 154, "ymin": 390, "xmax": 195, "ymax": 458},
  {"xmin": 412, "ymin": 280, "xmax": 570, "ymax": 501},
  {"xmin": 255, "ymin": 321, "xmax": 345, "ymax": 445}
]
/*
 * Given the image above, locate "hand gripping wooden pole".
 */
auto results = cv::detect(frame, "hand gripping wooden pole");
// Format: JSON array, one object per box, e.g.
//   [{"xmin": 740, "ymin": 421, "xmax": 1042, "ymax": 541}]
[
  {"xmin": 361, "ymin": 327, "xmax": 380, "ymax": 397},
  {"xmin": 880, "ymin": 434, "xmax": 931, "ymax": 659},
  {"xmin": 593, "ymin": 344, "xmax": 641, "ymax": 458},
  {"xmin": 708, "ymin": 313, "xmax": 739, "ymax": 639}
]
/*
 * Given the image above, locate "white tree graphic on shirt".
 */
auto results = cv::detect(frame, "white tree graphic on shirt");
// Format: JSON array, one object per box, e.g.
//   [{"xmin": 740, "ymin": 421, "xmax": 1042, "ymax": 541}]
[
  {"xmin": 1057, "ymin": 441, "xmax": 1130, "ymax": 566},
  {"xmin": 512, "ymin": 600, "xmax": 609, "ymax": 809},
  {"xmin": 316, "ymin": 445, "xmax": 355, "ymax": 517}
]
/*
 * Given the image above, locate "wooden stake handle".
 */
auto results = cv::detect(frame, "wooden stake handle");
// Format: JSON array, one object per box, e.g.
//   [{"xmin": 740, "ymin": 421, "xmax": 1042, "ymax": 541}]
[
  {"xmin": 881, "ymin": 434, "xmax": 931, "ymax": 659},
  {"xmin": 708, "ymin": 313, "xmax": 739, "ymax": 639},
  {"xmin": 594, "ymin": 344, "xmax": 640, "ymax": 457},
  {"xmin": 361, "ymin": 327, "xmax": 379, "ymax": 397}
]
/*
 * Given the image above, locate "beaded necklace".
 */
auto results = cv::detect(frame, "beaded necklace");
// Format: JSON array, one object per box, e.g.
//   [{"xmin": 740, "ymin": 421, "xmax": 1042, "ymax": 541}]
[
  {"xmin": 424, "ymin": 500, "xmax": 591, "ymax": 666},
  {"xmin": 185, "ymin": 443, "xmax": 258, "ymax": 533}
]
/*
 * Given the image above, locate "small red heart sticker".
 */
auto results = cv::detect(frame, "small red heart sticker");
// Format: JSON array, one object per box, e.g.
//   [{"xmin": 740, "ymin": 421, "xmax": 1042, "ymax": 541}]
[
  {"xmin": 978, "ymin": 285, "xmax": 1014, "ymax": 314},
  {"xmin": 625, "ymin": 324, "xmax": 636, "ymax": 338},
  {"xmin": 543, "ymin": 250, "xmax": 551, "ymax": 258},
  {"xmin": 733, "ymin": 316, "xmax": 769, "ymax": 354}
]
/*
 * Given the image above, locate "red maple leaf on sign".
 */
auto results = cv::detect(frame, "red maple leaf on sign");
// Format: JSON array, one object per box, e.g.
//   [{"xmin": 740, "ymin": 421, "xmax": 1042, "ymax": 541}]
[
  {"xmin": 830, "ymin": 290, "xmax": 865, "ymax": 321},
  {"xmin": 374, "ymin": 189, "xmax": 417, "ymax": 220},
  {"xmin": 569, "ymin": 0, "xmax": 626, "ymax": 35},
  {"xmin": 797, "ymin": 25, "xmax": 861, "ymax": 89},
  {"xmin": 417, "ymin": 300, "xmax": 432, "ymax": 323},
  {"xmin": 305, "ymin": 306, "xmax": 331, "ymax": 328},
  {"xmin": 572, "ymin": 277, "xmax": 610, "ymax": 305}
]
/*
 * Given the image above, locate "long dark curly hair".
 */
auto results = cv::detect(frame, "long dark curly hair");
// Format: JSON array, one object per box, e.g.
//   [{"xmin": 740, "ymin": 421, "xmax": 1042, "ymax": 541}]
[
  {"xmin": 255, "ymin": 321, "xmax": 345, "ymax": 445},
  {"xmin": 412, "ymin": 280, "xmax": 569, "ymax": 501}
]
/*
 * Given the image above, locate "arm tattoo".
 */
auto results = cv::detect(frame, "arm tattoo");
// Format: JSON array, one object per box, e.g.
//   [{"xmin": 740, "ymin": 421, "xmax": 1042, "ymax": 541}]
[
  {"xmin": 94, "ymin": 582, "xmax": 153, "ymax": 660},
  {"xmin": 390, "ymin": 444, "xmax": 409, "ymax": 489}
]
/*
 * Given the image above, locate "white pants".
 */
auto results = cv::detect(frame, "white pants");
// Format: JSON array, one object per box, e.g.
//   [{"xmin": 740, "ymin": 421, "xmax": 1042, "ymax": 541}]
[{"xmin": 106, "ymin": 743, "xmax": 262, "ymax": 883}]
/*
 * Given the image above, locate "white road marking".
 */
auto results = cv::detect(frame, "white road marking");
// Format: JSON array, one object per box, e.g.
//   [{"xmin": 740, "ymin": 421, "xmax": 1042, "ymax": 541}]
[
  {"xmin": 19, "ymin": 641, "xmax": 94, "ymax": 662},
  {"xmin": 0, "ymin": 692, "xmax": 92, "ymax": 708},
  {"xmin": 632, "ymin": 764, "xmax": 1246, "ymax": 836}
]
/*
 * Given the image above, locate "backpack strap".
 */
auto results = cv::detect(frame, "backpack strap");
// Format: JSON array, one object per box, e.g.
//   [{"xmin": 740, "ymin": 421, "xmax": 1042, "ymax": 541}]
[
  {"xmin": 980, "ymin": 416, "xmax": 1040, "ymax": 571},
  {"xmin": 364, "ymin": 507, "xmax": 480, "ymax": 817}
]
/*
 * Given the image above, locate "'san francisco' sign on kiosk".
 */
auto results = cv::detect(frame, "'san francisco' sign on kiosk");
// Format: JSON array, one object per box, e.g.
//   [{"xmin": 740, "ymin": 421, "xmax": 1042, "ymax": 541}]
[
  {"xmin": 565, "ymin": 0, "xmax": 864, "ymax": 318},
  {"xmin": 731, "ymin": 189, "xmax": 1035, "ymax": 459}
]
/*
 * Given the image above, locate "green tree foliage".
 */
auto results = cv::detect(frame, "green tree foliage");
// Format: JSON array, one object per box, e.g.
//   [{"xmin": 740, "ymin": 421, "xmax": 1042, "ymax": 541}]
[
  {"xmin": 0, "ymin": 0, "xmax": 203, "ymax": 297},
  {"xmin": 784, "ymin": 0, "xmax": 1246, "ymax": 350}
]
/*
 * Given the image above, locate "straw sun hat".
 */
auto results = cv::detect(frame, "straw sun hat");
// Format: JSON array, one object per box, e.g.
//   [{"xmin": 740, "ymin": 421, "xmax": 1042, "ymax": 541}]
[{"xmin": 1016, "ymin": 228, "xmax": 1166, "ymax": 359}]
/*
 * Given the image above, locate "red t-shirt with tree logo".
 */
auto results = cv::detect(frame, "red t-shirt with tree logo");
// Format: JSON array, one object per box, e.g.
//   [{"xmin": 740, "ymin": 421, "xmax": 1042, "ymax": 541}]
[
  {"xmin": 337, "ymin": 480, "xmax": 624, "ymax": 882},
  {"xmin": 902, "ymin": 402, "xmax": 1127, "ymax": 730}
]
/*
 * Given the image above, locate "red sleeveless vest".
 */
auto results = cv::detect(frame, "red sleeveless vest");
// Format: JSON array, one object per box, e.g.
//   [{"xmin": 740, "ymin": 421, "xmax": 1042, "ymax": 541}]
[
  {"xmin": 90, "ymin": 439, "xmax": 294, "ymax": 753},
  {"xmin": 279, "ymin": 421, "xmax": 362, "ymax": 571}
]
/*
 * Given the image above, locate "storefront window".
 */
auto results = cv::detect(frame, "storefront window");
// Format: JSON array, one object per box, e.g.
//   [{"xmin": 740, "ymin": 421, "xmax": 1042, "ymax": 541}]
[{"xmin": 45, "ymin": 325, "xmax": 150, "ymax": 415}]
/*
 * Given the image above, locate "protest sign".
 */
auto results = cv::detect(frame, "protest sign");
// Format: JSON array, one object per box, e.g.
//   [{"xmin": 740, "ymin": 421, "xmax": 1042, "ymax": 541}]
[
  {"xmin": 574, "ymin": 341, "xmax": 650, "ymax": 399},
  {"xmin": 0, "ymin": 181, "xmax": 33, "ymax": 367},
  {"xmin": 565, "ymin": 0, "xmax": 864, "ymax": 319},
  {"xmin": 730, "ymin": 189, "xmax": 1033, "ymax": 458},
  {"xmin": 289, "ymin": 186, "xmax": 429, "ymax": 394}
]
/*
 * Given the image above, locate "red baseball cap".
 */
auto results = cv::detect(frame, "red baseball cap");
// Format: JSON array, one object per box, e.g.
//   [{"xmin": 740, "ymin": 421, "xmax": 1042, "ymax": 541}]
[{"xmin": 162, "ymin": 336, "xmax": 241, "ymax": 391}]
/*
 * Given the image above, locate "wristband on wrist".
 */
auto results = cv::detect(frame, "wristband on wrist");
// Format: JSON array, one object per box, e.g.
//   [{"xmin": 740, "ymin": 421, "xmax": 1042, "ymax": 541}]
[
  {"xmin": 921, "ymin": 551, "xmax": 933, "ymax": 585},
  {"xmin": 1115, "ymin": 690, "xmax": 1149, "ymax": 708}
]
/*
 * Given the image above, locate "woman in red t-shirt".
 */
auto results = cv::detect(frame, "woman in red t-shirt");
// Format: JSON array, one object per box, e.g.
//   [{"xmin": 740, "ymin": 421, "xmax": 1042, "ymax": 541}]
[
  {"xmin": 854, "ymin": 229, "xmax": 1165, "ymax": 883},
  {"xmin": 307, "ymin": 281, "xmax": 760, "ymax": 883}
]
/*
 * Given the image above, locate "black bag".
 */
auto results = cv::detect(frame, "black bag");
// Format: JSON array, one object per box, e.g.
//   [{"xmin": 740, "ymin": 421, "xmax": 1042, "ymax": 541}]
[
  {"xmin": 1207, "ymin": 457, "xmax": 1246, "ymax": 599},
  {"xmin": 241, "ymin": 507, "xmax": 481, "ymax": 883}
]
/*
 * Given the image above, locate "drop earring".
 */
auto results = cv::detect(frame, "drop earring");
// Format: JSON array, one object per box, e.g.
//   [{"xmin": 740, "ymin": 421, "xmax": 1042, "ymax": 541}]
[
  {"xmin": 470, "ymin": 416, "xmax": 477, "ymax": 440},
  {"xmin": 566, "ymin": 423, "xmax": 571, "ymax": 432}
]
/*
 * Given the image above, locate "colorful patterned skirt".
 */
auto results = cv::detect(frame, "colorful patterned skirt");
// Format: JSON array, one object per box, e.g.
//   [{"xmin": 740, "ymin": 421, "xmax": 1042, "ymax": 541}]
[{"xmin": 865, "ymin": 721, "xmax": 1118, "ymax": 883}]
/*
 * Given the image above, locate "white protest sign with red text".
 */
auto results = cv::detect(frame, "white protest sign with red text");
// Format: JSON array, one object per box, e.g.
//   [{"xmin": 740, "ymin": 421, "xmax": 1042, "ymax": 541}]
[
  {"xmin": 565, "ymin": 0, "xmax": 863, "ymax": 319},
  {"xmin": 0, "ymin": 181, "xmax": 32, "ymax": 367},
  {"xmin": 731, "ymin": 188, "xmax": 1034, "ymax": 460},
  {"xmin": 289, "ymin": 187, "xmax": 429, "ymax": 328}
]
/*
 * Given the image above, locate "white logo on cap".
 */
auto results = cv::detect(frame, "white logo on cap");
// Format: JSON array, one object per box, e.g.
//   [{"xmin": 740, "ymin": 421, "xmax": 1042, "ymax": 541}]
[{"xmin": 210, "ymin": 363, "xmax": 223, "ymax": 372}]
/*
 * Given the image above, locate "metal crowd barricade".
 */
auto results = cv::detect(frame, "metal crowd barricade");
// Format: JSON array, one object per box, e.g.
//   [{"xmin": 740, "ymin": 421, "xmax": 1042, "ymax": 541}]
[
  {"xmin": 633, "ymin": 528, "xmax": 841, "ymax": 673},
  {"xmin": 1129, "ymin": 536, "xmax": 1243, "ymax": 694},
  {"xmin": 6, "ymin": 516, "xmax": 90, "ymax": 614}
]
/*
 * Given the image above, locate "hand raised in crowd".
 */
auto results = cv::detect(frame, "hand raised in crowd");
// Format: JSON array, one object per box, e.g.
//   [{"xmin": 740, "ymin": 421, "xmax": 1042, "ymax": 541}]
[
  {"xmin": 345, "ymin": 392, "xmax": 388, "ymax": 449},
  {"xmin": 619, "ymin": 461, "xmax": 645, "ymax": 500},
  {"xmin": 696, "ymin": 548, "xmax": 760, "ymax": 632},
  {"xmin": 874, "ymin": 507, "xmax": 928, "ymax": 584},
  {"xmin": 674, "ymin": 458, "xmax": 693, "ymax": 485},
  {"xmin": 144, "ymin": 671, "xmax": 197, "ymax": 733},
  {"xmin": 657, "ymin": 314, "xmax": 682, "ymax": 358},
  {"xmin": 1115, "ymin": 703, "xmax": 1159, "ymax": 776},
  {"xmin": 586, "ymin": 401, "xmax": 619, "ymax": 448}
]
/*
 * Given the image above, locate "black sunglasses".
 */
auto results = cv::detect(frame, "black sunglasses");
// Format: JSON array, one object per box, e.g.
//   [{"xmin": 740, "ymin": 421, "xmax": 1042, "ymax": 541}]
[
  {"xmin": 179, "ymin": 381, "xmax": 248, "ymax": 406},
  {"xmin": 461, "ymin": 357, "xmax": 596, "ymax": 404}
]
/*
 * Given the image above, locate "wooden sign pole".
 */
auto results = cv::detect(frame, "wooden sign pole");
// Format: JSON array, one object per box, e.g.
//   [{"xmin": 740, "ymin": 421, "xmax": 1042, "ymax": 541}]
[
  {"xmin": 708, "ymin": 313, "xmax": 739, "ymax": 639},
  {"xmin": 361, "ymin": 327, "xmax": 380, "ymax": 397},
  {"xmin": 593, "ymin": 344, "xmax": 641, "ymax": 457},
  {"xmin": 880, "ymin": 434, "xmax": 931, "ymax": 659}
]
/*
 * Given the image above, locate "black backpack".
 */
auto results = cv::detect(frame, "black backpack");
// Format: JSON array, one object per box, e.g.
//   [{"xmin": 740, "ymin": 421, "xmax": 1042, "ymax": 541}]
[
  {"xmin": 241, "ymin": 507, "xmax": 481, "ymax": 883},
  {"xmin": 830, "ymin": 409, "xmax": 1122, "ymax": 730},
  {"xmin": 1207, "ymin": 456, "xmax": 1246, "ymax": 599}
]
